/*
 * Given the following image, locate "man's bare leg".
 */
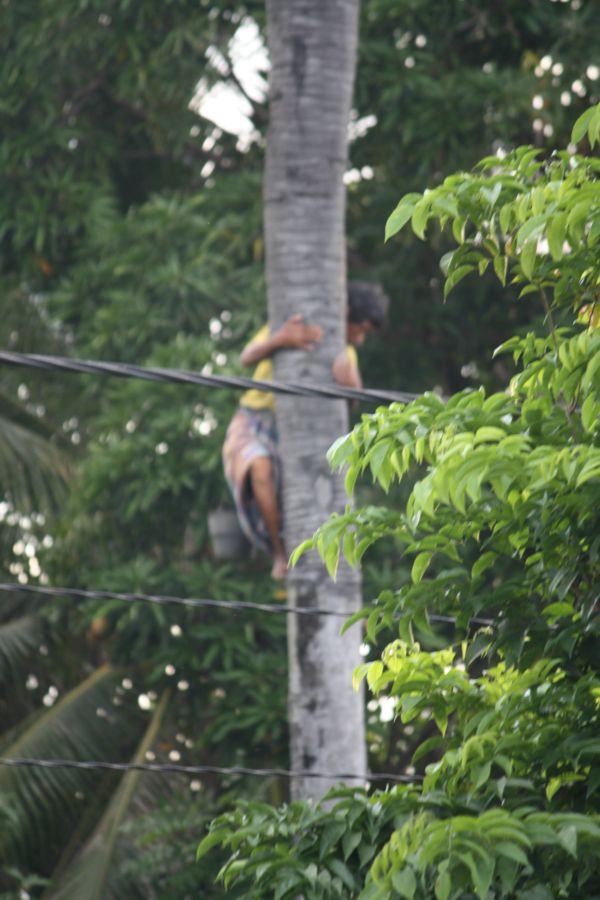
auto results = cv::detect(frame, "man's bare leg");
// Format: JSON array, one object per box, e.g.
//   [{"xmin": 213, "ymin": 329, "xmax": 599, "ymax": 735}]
[{"xmin": 249, "ymin": 456, "xmax": 287, "ymax": 579}]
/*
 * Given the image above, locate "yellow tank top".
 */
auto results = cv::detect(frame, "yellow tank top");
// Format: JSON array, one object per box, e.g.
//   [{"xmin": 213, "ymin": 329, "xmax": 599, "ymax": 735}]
[{"xmin": 239, "ymin": 325, "xmax": 358, "ymax": 412}]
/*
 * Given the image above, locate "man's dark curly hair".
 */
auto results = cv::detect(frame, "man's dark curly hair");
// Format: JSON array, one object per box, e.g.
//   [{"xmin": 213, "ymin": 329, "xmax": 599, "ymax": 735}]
[{"xmin": 348, "ymin": 281, "xmax": 390, "ymax": 329}]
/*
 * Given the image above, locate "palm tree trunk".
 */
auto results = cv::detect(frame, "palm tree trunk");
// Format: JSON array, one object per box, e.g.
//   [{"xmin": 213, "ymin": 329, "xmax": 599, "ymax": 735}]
[{"xmin": 264, "ymin": 0, "xmax": 365, "ymax": 801}]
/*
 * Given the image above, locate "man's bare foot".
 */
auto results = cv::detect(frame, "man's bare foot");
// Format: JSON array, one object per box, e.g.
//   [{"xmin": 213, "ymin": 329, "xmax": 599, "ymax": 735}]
[{"xmin": 271, "ymin": 554, "xmax": 288, "ymax": 580}]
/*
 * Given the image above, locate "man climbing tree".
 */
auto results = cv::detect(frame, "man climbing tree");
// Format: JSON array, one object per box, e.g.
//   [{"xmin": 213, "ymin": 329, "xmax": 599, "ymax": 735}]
[
  {"xmin": 263, "ymin": 0, "xmax": 365, "ymax": 800},
  {"xmin": 222, "ymin": 285, "xmax": 388, "ymax": 580}
]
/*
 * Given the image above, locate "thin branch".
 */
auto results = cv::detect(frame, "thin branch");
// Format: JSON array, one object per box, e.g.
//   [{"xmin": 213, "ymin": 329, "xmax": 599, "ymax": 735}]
[
  {"xmin": 540, "ymin": 287, "xmax": 560, "ymax": 359},
  {"xmin": 540, "ymin": 286, "xmax": 577, "ymax": 428},
  {"xmin": 58, "ymin": 72, "xmax": 108, "ymax": 124}
]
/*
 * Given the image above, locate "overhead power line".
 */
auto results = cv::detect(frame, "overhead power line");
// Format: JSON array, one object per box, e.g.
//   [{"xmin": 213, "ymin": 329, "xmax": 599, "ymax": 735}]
[
  {"xmin": 0, "ymin": 756, "xmax": 421, "ymax": 784},
  {"xmin": 0, "ymin": 582, "xmax": 494, "ymax": 627},
  {"xmin": 0, "ymin": 350, "xmax": 421, "ymax": 405}
]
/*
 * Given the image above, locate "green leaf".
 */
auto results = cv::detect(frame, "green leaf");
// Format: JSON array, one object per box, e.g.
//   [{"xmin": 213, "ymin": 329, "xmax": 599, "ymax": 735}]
[
  {"xmin": 443, "ymin": 264, "xmax": 474, "ymax": 299},
  {"xmin": 581, "ymin": 394, "xmax": 599, "ymax": 433},
  {"xmin": 341, "ymin": 605, "xmax": 371, "ymax": 635},
  {"xmin": 328, "ymin": 434, "xmax": 352, "ymax": 468},
  {"xmin": 493, "ymin": 254, "xmax": 508, "ymax": 285},
  {"xmin": 558, "ymin": 825, "xmax": 577, "ymax": 857},
  {"xmin": 320, "ymin": 820, "xmax": 346, "ymax": 859},
  {"xmin": 440, "ymin": 250, "xmax": 455, "ymax": 276},
  {"xmin": 481, "ymin": 182, "xmax": 502, "ymax": 207},
  {"xmin": 494, "ymin": 841, "xmax": 530, "ymax": 866},
  {"xmin": 305, "ymin": 862, "xmax": 318, "ymax": 886},
  {"xmin": 343, "ymin": 529, "xmax": 357, "ymax": 566},
  {"xmin": 543, "ymin": 601, "xmax": 574, "ymax": 620},
  {"xmin": 547, "ymin": 212, "xmax": 567, "ymax": 261},
  {"xmin": 471, "ymin": 551, "xmax": 496, "ymax": 581},
  {"xmin": 520, "ymin": 238, "xmax": 537, "ymax": 280},
  {"xmin": 516, "ymin": 215, "xmax": 545, "ymax": 249},
  {"xmin": 434, "ymin": 195, "xmax": 459, "ymax": 218},
  {"xmin": 345, "ymin": 465, "xmax": 359, "ymax": 496},
  {"xmin": 385, "ymin": 196, "xmax": 421, "ymax": 241},
  {"xmin": 567, "ymin": 200, "xmax": 592, "ymax": 242},
  {"xmin": 546, "ymin": 777, "xmax": 562, "ymax": 802},
  {"xmin": 342, "ymin": 830, "xmax": 362, "ymax": 861},
  {"xmin": 368, "ymin": 438, "xmax": 393, "ymax": 480},
  {"xmin": 434, "ymin": 868, "xmax": 451, "ymax": 900},
  {"xmin": 499, "ymin": 203, "xmax": 513, "ymax": 233},
  {"xmin": 366, "ymin": 660, "xmax": 384, "ymax": 689},
  {"xmin": 274, "ymin": 872, "xmax": 303, "ymax": 899},
  {"xmin": 586, "ymin": 766, "xmax": 600, "ymax": 798},
  {"xmin": 473, "ymin": 761, "xmax": 492, "ymax": 789},
  {"xmin": 352, "ymin": 663, "xmax": 371, "ymax": 692},
  {"xmin": 411, "ymin": 552, "xmax": 432, "ymax": 584},
  {"xmin": 576, "ymin": 459, "xmax": 600, "ymax": 487},
  {"xmin": 474, "ymin": 426, "xmax": 505, "ymax": 443},
  {"xmin": 517, "ymin": 147, "xmax": 541, "ymax": 174},
  {"xmin": 589, "ymin": 106, "xmax": 600, "ymax": 146},
  {"xmin": 329, "ymin": 858, "xmax": 356, "ymax": 890},
  {"xmin": 196, "ymin": 828, "xmax": 229, "ymax": 861},
  {"xmin": 392, "ymin": 868, "xmax": 417, "ymax": 898},
  {"xmin": 583, "ymin": 351, "xmax": 600, "ymax": 392},
  {"xmin": 289, "ymin": 539, "xmax": 314, "ymax": 566},
  {"xmin": 571, "ymin": 106, "xmax": 596, "ymax": 144},
  {"xmin": 411, "ymin": 197, "xmax": 431, "ymax": 239},
  {"xmin": 324, "ymin": 539, "xmax": 341, "ymax": 580},
  {"xmin": 452, "ymin": 215, "xmax": 467, "ymax": 243}
]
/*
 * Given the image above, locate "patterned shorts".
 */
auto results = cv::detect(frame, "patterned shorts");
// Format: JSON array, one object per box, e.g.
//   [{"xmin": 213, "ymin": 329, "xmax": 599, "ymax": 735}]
[{"xmin": 222, "ymin": 406, "xmax": 281, "ymax": 554}]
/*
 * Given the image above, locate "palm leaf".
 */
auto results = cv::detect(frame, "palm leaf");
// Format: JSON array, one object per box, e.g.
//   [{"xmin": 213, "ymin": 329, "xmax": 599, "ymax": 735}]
[
  {"xmin": 0, "ymin": 614, "xmax": 42, "ymax": 684},
  {"xmin": 46, "ymin": 691, "xmax": 171, "ymax": 900},
  {"xmin": 0, "ymin": 665, "xmax": 134, "ymax": 866},
  {"xmin": 0, "ymin": 585, "xmax": 45, "ymax": 624},
  {"xmin": 0, "ymin": 409, "xmax": 70, "ymax": 513},
  {"xmin": 0, "ymin": 390, "xmax": 65, "ymax": 444}
]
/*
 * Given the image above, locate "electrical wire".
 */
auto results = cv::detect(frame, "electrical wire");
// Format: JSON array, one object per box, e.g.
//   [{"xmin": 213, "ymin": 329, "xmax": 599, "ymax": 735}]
[
  {"xmin": 0, "ymin": 756, "xmax": 421, "ymax": 783},
  {"xmin": 0, "ymin": 582, "xmax": 494, "ymax": 627},
  {"xmin": 0, "ymin": 350, "xmax": 422, "ymax": 405}
]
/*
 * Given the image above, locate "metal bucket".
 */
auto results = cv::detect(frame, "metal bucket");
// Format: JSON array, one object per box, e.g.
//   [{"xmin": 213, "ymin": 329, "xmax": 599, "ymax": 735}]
[{"xmin": 207, "ymin": 508, "xmax": 250, "ymax": 561}]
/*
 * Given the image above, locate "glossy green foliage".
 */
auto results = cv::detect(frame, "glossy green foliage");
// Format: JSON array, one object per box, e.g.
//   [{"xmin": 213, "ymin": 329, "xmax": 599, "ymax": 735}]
[
  {"xmin": 197, "ymin": 788, "xmax": 411, "ymax": 898},
  {"xmin": 0, "ymin": 0, "xmax": 264, "ymax": 275},
  {"xmin": 0, "ymin": 4, "xmax": 277, "ymax": 894},
  {"xmin": 112, "ymin": 792, "xmax": 245, "ymax": 899},
  {"xmin": 351, "ymin": 0, "xmax": 600, "ymax": 395},
  {"xmin": 200, "ymin": 786, "xmax": 600, "ymax": 899},
  {"xmin": 385, "ymin": 106, "xmax": 600, "ymax": 308},
  {"xmin": 203, "ymin": 110, "xmax": 600, "ymax": 897}
]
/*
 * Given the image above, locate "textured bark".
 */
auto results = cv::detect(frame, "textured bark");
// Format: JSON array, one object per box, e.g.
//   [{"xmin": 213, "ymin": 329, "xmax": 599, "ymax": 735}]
[{"xmin": 264, "ymin": 0, "xmax": 365, "ymax": 801}]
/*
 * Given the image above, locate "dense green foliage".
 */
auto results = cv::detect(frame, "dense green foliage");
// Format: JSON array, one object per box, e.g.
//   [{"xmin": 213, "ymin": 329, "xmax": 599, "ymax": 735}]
[
  {"xmin": 0, "ymin": 3, "xmax": 281, "ymax": 895},
  {"xmin": 351, "ymin": 0, "xmax": 600, "ymax": 393},
  {"xmin": 1, "ymin": 0, "xmax": 599, "ymax": 895},
  {"xmin": 198, "ymin": 108, "xmax": 600, "ymax": 897}
]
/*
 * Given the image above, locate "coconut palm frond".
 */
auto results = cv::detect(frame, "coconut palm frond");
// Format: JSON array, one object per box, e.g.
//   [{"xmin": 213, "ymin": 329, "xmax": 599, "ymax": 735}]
[
  {"xmin": 0, "ymin": 615, "xmax": 42, "ymax": 684},
  {"xmin": 46, "ymin": 691, "xmax": 171, "ymax": 900},
  {"xmin": 0, "ymin": 390, "xmax": 63, "ymax": 444},
  {"xmin": 0, "ymin": 665, "xmax": 131, "ymax": 866},
  {"xmin": 0, "ymin": 586, "xmax": 43, "ymax": 624},
  {"xmin": 0, "ymin": 409, "xmax": 70, "ymax": 513}
]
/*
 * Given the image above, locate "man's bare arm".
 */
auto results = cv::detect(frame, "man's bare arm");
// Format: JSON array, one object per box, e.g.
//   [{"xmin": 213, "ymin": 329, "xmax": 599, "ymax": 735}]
[{"xmin": 240, "ymin": 315, "xmax": 323, "ymax": 367}]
